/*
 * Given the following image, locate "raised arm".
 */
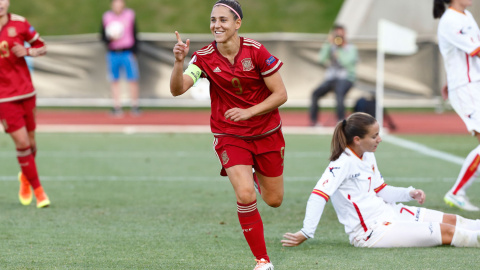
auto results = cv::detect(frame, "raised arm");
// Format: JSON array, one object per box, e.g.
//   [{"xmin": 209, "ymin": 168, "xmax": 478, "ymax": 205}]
[{"xmin": 170, "ymin": 31, "xmax": 194, "ymax": 96}]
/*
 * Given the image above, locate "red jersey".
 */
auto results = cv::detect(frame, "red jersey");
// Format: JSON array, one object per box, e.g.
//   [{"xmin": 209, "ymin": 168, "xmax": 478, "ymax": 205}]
[
  {"xmin": 0, "ymin": 13, "xmax": 46, "ymax": 103},
  {"xmin": 190, "ymin": 37, "xmax": 284, "ymax": 137}
]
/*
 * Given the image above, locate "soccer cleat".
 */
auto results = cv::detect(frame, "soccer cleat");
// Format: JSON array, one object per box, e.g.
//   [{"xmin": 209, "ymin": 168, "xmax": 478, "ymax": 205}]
[
  {"xmin": 444, "ymin": 193, "xmax": 480, "ymax": 211},
  {"xmin": 253, "ymin": 173, "xmax": 261, "ymax": 195},
  {"xmin": 18, "ymin": 172, "xmax": 33, "ymax": 206},
  {"xmin": 254, "ymin": 258, "xmax": 273, "ymax": 270},
  {"xmin": 34, "ymin": 186, "xmax": 50, "ymax": 208}
]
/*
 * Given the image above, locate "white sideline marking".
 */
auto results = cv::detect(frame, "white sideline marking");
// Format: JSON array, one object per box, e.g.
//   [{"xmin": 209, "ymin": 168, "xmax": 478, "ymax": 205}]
[
  {"xmin": 34, "ymin": 124, "xmax": 335, "ymax": 135},
  {"xmin": 0, "ymin": 175, "xmax": 455, "ymax": 183},
  {"xmin": 383, "ymin": 135, "xmax": 464, "ymax": 165}
]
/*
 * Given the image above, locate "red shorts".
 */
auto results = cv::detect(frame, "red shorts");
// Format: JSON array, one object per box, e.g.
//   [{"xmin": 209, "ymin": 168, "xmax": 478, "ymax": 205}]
[
  {"xmin": 213, "ymin": 129, "xmax": 285, "ymax": 177},
  {"xmin": 0, "ymin": 96, "xmax": 36, "ymax": 133}
]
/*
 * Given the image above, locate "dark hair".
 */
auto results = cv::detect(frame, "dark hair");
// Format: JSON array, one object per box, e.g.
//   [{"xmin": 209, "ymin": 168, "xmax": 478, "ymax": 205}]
[
  {"xmin": 214, "ymin": 0, "xmax": 243, "ymax": 20},
  {"xmin": 332, "ymin": 24, "xmax": 345, "ymax": 31},
  {"xmin": 329, "ymin": 112, "xmax": 377, "ymax": 161},
  {"xmin": 433, "ymin": 0, "xmax": 451, "ymax": 19}
]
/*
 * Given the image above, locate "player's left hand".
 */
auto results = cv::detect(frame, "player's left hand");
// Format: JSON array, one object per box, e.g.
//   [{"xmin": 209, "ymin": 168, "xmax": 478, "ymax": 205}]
[
  {"xmin": 11, "ymin": 42, "xmax": 27, "ymax": 57},
  {"xmin": 224, "ymin": 107, "xmax": 254, "ymax": 122},
  {"xmin": 281, "ymin": 231, "xmax": 307, "ymax": 247},
  {"xmin": 410, "ymin": 189, "xmax": 426, "ymax": 204}
]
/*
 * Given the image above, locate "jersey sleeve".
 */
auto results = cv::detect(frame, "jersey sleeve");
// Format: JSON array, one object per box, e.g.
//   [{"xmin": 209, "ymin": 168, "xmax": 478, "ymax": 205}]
[
  {"xmin": 12, "ymin": 17, "xmax": 45, "ymax": 57},
  {"xmin": 21, "ymin": 19, "xmax": 38, "ymax": 45},
  {"xmin": 439, "ymin": 14, "xmax": 480, "ymax": 56},
  {"xmin": 376, "ymin": 185, "xmax": 415, "ymax": 203},
  {"xmin": 255, "ymin": 44, "xmax": 283, "ymax": 77},
  {"xmin": 311, "ymin": 158, "xmax": 350, "ymax": 202},
  {"xmin": 300, "ymin": 193, "xmax": 327, "ymax": 239}
]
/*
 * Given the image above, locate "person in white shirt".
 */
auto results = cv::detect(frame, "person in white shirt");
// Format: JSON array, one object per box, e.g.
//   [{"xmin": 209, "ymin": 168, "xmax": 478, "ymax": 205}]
[
  {"xmin": 434, "ymin": 0, "xmax": 480, "ymax": 211},
  {"xmin": 281, "ymin": 112, "xmax": 480, "ymax": 248}
]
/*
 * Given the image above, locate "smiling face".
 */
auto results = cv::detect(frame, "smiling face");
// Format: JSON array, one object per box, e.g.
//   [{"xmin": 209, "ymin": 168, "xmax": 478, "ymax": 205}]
[
  {"xmin": 354, "ymin": 122, "xmax": 382, "ymax": 156},
  {"xmin": 0, "ymin": 0, "xmax": 10, "ymax": 18},
  {"xmin": 210, "ymin": 5, "xmax": 241, "ymax": 44}
]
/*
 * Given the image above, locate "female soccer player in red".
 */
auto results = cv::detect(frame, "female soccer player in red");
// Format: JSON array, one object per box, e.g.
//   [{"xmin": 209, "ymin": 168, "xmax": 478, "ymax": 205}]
[
  {"xmin": 0, "ymin": 0, "xmax": 50, "ymax": 208},
  {"xmin": 170, "ymin": 1, "xmax": 287, "ymax": 269}
]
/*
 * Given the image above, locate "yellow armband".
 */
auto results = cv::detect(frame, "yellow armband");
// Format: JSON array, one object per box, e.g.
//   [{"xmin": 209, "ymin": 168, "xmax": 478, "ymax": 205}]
[{"xmin": 184, "ymin": 64, "xmax": 202, "ymax": 85}]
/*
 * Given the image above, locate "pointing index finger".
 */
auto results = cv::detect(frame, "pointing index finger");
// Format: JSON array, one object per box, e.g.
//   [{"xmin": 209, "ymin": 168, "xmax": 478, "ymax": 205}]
[{"xmin": 175, "ymin": 31, "xmax": 183, "ymax": 44}]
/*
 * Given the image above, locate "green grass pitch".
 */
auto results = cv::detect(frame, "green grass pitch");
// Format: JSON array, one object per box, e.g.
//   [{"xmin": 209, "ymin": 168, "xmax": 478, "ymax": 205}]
[{"xmin": 1, "ymin": 132, "xmax": 480, "ymax": 269}]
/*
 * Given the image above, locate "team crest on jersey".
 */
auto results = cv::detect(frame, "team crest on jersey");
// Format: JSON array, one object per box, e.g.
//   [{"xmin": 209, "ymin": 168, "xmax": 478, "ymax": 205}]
[
  {"xmin": 372, "ymin": 165, "xmax": 375, "ymax": 173},
  {"xmin": 8, "ymin": 27, "xmax": 17, "ymax": 37},
  {"xmin": 241, "ymin": 58, "xmax": 254, "ymax": 71},
  {"xmin": 221, "ymin": 150, "xmax": 229, "ymax": 165}
]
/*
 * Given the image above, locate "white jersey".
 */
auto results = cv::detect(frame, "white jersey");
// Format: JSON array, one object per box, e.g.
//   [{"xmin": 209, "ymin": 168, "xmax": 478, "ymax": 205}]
[
  {"xmin": 438, "ymin": 8, "xmax": 480, "ymax": 91},
  {"xmin": 311, "ymin": 148, "xmax": 394, "ymax": 236}
]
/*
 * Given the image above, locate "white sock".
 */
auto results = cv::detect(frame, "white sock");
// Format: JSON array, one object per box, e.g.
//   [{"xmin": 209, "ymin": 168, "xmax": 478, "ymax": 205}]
[
  {"xmin": 451, "ymin": 227, "xmax": 480, "ymax": 247},
  {"xmin": 449, "ymin": 145, "xmax": 480, "ymax": 195},
  {"xmin": 456, "ymin": 215, "xmax": 480, "ymax": 231}
]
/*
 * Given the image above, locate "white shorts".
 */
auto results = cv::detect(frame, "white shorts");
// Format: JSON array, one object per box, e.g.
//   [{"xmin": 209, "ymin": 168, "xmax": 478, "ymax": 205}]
[
  {"xmin": 351, "ymin": 204, "xmax": 444, "ymax": 248},
  {"xmin": 449, "ymin": 82, "xmax": 480, "ymax": 134}
]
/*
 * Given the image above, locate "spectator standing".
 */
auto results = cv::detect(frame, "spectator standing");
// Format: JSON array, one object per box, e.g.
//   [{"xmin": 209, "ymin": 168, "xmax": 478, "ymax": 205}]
[{"xmin": 101, "ymin": 0, "xmax": 140, "ymax": 116}]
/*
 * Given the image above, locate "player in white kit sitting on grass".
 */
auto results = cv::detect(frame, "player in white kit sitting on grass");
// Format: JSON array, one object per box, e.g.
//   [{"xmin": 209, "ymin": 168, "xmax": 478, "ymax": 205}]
[{"xmin": 281, "ymin": 112, "xmax": 480, "ymax": 248}]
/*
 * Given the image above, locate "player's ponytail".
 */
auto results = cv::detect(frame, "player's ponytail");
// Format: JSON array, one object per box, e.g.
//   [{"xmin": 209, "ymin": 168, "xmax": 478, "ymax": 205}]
[
  {"xmin": 433, "ymin": 0, "xmax": 450, "ymax": 19},
  {"xmin": 329, "ymin": 112, "xmax": 377, "ymax": 161},
  {"xmin": 330, "ymin": 121, "xmax": 348, "ymax": 161}
]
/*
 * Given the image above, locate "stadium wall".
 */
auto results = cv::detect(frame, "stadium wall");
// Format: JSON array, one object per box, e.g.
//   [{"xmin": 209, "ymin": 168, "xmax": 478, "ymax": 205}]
[{"xmin": 32, "ymin": 32, "xmax": 442, "ymax": 108}]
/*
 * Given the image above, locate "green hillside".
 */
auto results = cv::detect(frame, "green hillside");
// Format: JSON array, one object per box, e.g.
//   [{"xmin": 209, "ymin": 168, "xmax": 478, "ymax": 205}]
[{"xmin": 8, "ymin": 0, "xmax": 344, "ymax": 35}]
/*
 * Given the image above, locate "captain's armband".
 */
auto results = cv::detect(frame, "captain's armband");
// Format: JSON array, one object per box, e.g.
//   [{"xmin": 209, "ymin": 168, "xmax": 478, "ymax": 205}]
[{"xmin": 184, "ymin": 64, "xmax": 202, "ymax": 85}]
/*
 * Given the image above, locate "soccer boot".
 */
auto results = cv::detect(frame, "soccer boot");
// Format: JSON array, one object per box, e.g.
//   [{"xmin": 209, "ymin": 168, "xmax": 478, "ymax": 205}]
[
  {"xmin": 34, "ymin": 186, "xmax": 51, "ymax": 208},
  {"xmin": 444, "ymin": 192, "xmax": 480, "ymax": 211},
  {"xmin": 254, "ymin": 259, "xmax": 274, "ymax": 270},
  {"xmin": 18, "ymin": 172, "xmax": 32, "ymax": 206}
]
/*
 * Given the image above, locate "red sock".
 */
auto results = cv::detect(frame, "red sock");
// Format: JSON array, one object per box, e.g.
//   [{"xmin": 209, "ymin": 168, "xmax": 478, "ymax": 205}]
[
  {"xmin": 237, "ymin": 200, "xmax": 269, "ymax": 262},
  {"xmin": 16, "ymin": 147, "xmax": 41, "ymax": 189}
]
